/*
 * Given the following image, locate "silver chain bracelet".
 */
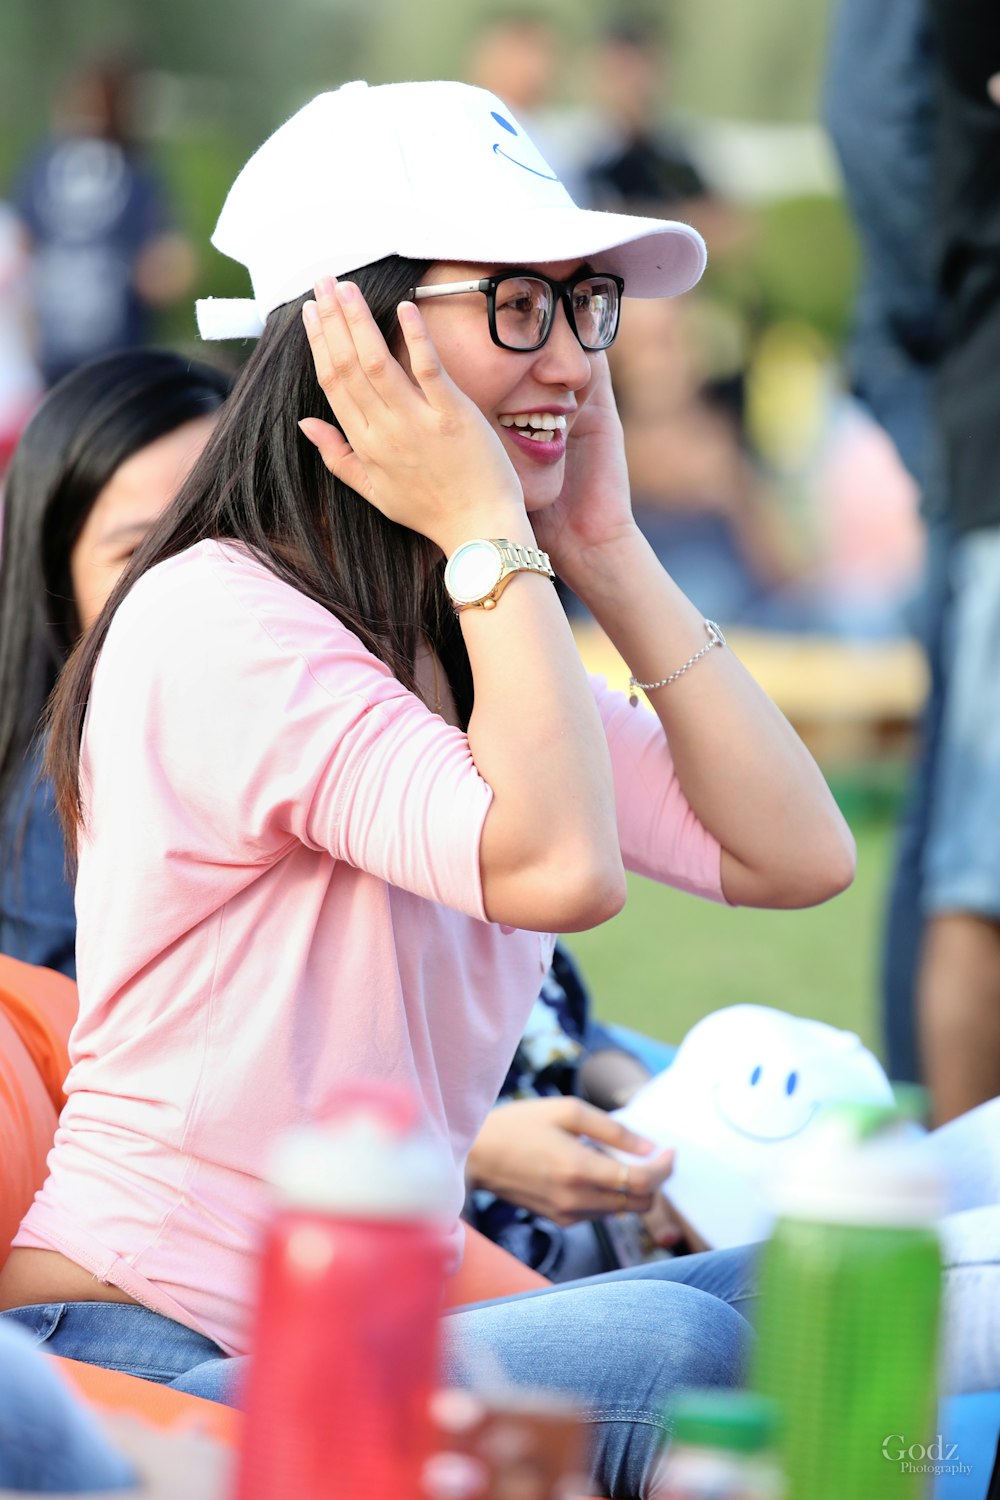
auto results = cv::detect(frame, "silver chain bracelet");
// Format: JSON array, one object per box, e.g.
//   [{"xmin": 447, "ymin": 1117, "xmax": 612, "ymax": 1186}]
[{"xmin": 628, "ymin": 620, "xmax": 727, "ymax": 706}]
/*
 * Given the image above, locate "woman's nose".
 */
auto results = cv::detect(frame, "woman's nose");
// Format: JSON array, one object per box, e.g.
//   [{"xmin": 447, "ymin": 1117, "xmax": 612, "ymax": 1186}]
[{"xmin": 532, "ymin": 303, "xmax": 594, "ymax": 389}]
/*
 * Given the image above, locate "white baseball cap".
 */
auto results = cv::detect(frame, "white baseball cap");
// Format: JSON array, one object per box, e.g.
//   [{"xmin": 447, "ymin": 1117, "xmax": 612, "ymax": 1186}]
[{"xmin": 195, "ymin": 79, "xmax": 707, "ymax": 340}]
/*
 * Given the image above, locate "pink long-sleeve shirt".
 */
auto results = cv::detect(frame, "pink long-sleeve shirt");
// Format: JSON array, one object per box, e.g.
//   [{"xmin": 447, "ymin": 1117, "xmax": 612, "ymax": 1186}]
[{"xmin": 17, "ymin": 540, "xmax": 724, "ymax": 1354}]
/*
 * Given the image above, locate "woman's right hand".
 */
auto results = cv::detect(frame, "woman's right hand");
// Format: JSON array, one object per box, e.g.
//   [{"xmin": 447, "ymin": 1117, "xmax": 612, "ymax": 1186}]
[
  {"xmin": 466, "ymin": 1097, "xmax": 674, "ymax": 1226},
  {"xmin": 298, "ymin": 278, "xmax": 526, "ymax": 555}
]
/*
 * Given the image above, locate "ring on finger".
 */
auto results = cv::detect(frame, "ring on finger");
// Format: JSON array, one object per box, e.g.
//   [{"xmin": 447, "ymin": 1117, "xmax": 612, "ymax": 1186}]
[{"xmin": 616, "ymin": 1163, "xmax": 631, "ymax": 1200}]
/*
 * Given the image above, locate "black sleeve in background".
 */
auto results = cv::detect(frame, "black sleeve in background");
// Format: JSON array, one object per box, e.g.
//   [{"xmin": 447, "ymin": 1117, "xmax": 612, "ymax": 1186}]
[
  {"xmin": 927, "ymin": 0, "xmax": 1000, "ymax": 288},
  {"xmin": 928, "ymin": 0, "xmax": 1000, "ymax": 534}
]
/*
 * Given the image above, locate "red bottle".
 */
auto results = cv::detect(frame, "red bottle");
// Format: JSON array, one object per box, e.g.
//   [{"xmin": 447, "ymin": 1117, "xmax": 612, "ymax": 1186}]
[{"xmin": 233, "ymin": 1082, "xmax": 454, "ymax": 1500}]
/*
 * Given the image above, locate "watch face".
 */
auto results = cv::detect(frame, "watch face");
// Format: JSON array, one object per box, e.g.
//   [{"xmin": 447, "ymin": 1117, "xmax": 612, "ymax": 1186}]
[{"xmin": 445, "ymin": 540, "xmax": 504, "ymax": 605}]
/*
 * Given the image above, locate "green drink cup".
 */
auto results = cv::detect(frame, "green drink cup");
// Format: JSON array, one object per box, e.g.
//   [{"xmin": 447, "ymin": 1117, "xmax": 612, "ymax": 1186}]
[{"xmin": 752, "ymin": 1104, "xmax": 944, "ymax": 1499}]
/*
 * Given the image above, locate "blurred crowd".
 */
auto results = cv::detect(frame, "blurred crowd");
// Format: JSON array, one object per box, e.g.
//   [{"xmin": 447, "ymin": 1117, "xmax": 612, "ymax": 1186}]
[
  {"xmin": 458, "ymin": 11, "xmax": 923, "ymax": 638},
  {"xmin": 0, "ymin": 17, "xmax": 924, "ymax": 643}
]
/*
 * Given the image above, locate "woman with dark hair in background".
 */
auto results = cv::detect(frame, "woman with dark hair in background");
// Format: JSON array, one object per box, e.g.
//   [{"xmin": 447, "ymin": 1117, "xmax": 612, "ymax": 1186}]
[{"xmin": 0, "ymin": 349, "xmax": 232, "ymax": 975}]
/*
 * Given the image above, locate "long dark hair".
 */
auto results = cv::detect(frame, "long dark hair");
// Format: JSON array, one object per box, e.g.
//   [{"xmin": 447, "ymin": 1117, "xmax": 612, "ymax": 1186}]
[
  {"xmin": 0, "ymin": 349, "xmax": 232, "ymax": 844},
  {"xmin": 46, "ymin": 255, "xmax": 474, "ymax": 847}
]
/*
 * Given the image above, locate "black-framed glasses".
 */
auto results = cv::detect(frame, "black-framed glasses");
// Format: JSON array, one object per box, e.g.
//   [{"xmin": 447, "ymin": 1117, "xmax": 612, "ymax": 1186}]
[{"xmin": 407, "ymin": 270, "xmax": 624, "ymax": 352}]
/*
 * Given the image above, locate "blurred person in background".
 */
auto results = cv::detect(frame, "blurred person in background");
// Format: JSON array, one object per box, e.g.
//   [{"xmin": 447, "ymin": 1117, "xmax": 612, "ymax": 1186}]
[
  {"xmin": 581, "ymin": 16, "xmax": 766, "ymax": 628},
  {"xmin": 584, "ymin": 17, "xmax": 745, "ymax": 257},
  {"xmin": 824, "ymin": 0, "xmax": 943, "ymax": 1087},
  {"xmin": 0, "ymin": 202, "xmax": 42, "ymax": 474},
  {"xmin": 916, "ymin": 0, "xmax": 1000, "ymax": 1126},
  {"xmin": 462, "ymin": 10, "xmax": 596, "ymax": 203},
  {"xmin": 10, "ymin": 56, "xmax": 196, "ymax": 388},
  {"xmin": 826, "ymin": 0, "xmax": 1000, "ymax": 1127},
  {"xmin": 0, "ymin": 351, "xmax": 231, "ymax": 978},
  {"xmin": 807, "ymin": 390, "xmax": 925, "ymax": 639},
  {"xmin": 607, "ymin": 293, "xmax": 810, "ymax": 630}
]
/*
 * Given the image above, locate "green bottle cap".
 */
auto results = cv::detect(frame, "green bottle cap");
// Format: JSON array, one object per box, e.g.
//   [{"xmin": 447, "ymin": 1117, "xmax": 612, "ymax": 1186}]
[{"xmin": 667, "ymin": 1390, "xmax": 781, "ymax": 1454}]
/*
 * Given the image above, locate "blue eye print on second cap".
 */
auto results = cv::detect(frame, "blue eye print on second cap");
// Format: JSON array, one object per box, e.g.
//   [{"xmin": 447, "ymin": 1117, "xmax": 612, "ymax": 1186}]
[
  {"xmin": 490, "ymin": 111, "xmax": 559, "ymax": 181},
  {"xmin": 749, "ymin": 1064, "xmax": 798, "ymax": 1095}
]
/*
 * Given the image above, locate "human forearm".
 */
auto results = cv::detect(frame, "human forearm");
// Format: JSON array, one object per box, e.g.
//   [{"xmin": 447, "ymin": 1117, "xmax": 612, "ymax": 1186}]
[
  {"xmin": 566, "ymin": 525, "xmax": 856, "ymax": 909},
  {"xmin": 462, "ymin": 553, "xmax": 625, "ymax": 932}
]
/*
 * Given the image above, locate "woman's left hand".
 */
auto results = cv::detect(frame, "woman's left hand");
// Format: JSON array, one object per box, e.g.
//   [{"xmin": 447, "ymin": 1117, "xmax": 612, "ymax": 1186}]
[{"xmin": 530, "ymin": 355, "xmax": 637, "ymax": 588}]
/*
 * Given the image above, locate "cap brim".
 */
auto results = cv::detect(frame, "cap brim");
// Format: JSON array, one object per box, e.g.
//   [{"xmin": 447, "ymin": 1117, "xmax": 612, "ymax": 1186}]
[{"xmin": 397, "ymin": 206, "xmax": 707, "ymax": 299}]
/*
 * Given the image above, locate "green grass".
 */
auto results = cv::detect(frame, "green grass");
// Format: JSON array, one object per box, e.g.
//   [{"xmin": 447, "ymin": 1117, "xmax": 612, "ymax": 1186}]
[{"xmin": 564, "ymin": 812, "xmax": 893, "ymax": 1063}]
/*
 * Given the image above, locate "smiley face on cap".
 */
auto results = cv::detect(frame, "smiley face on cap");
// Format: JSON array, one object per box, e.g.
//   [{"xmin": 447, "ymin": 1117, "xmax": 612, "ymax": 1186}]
[
  {"xmin": 489, "ymin": 111, "xmax": 559, "ymax": 181},
  {"xmin": 691, "ymin": 1007, "xmax": 892, "ymax": 1150},
  {"xmin": 712, "ymin": 1055, "xmax": 819, "ymax": 1143},
  {"xmin": 608, "ymin": 1004, "xmax": 896, "ymax": 1248}
]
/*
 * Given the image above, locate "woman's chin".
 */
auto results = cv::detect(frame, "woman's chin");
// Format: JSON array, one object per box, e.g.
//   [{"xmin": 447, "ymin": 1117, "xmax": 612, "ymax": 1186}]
[{"xmin": 520, "ymin": 474, "xmax": 565, "ymax": 516}]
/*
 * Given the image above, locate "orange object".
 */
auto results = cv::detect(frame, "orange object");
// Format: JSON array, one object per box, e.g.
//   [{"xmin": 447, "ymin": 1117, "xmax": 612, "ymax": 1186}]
[
  {"xmin": 0, "ymin": 953, "xmax": 76, "ymax": 1110},
  {"xmin": 50, "ymin": 1354, "xmax": 241, "ymax": 1445},
  {"xmin": 0, "ymin": 957, "xmax": 550, "ymax": 1451},
  {"xmin": 0, "ymin": 1004, "xmax": 59, "ymax": 1266},
  {"xmin": 445, "ymin": 1223, "xmax": 550, "ymax": 1304},
  {"xmin": 0, "ymin": 954, "xmax": 75, "ymax": 1265}
]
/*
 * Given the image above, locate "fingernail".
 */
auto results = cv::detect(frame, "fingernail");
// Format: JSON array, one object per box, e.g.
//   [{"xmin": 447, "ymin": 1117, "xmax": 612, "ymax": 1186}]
[
  {"xmin": 337, "ymin": 280, "xmax": 358, "ymax": 304},
  {"xmin": 314, "ymin": 276, "xmax": 337, "ymax": 303},
  {"xmin": 302, "ymin": 300, "xmax": 320, "ymax": 329}
]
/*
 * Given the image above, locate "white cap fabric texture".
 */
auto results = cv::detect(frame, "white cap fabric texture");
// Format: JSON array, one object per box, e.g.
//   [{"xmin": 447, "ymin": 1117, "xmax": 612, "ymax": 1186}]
[{"xmin": 196, "ymin": 79, "xmax": 707, "ymax": 340}]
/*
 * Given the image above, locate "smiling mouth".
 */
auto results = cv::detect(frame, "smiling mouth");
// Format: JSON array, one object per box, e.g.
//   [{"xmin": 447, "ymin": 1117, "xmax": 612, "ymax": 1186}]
[
  {"xmin": 498, "ymin": 413, "xmax": 567, "ymax": 444},
  {"xmin": 713, "ymin": 1085, "xmax": 819, "ymax": 1142}
]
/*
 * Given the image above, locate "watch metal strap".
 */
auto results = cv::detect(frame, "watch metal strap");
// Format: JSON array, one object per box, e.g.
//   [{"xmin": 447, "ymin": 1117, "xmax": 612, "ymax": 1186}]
[{"xmin": 494, "ymin": 538, "xmax": 555, "ymax": 580}]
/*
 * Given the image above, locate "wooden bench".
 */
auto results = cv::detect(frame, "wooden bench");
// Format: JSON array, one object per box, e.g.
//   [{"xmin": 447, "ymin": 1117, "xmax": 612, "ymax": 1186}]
[{"xmin": 574, "ymin": 620, "xmax": 927, "ymax": 767}]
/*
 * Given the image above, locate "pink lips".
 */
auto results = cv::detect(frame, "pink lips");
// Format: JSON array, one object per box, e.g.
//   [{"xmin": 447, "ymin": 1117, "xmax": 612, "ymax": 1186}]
[{"xmin": 503, "ymin": 425, "xmax": 567, "ymax": 464}]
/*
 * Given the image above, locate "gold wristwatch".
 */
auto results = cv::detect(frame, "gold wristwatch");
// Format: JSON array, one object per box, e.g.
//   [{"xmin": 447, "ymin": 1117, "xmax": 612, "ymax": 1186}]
[{"xmin": 444, "ymin": 538, "xmax": 555, "ymax": 612}]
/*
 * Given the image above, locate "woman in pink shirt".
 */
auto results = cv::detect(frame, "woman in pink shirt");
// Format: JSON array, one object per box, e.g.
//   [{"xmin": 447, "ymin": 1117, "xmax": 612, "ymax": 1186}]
[{"xmin": 0, "ymin": 80, "xmax": 854, "ymax": 1497}]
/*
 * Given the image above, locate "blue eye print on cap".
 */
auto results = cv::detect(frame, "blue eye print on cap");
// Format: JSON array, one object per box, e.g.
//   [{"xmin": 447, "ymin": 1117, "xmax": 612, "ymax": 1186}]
[{"xmin": 490, "ymin": 111, "xmax": 559, "ymax": 181}]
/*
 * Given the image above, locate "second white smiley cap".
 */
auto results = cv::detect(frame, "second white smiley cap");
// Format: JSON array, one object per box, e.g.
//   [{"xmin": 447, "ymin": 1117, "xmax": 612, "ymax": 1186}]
[{"xmin": 195, "ymin": 79, "xmax": 707, "ymax": 341}]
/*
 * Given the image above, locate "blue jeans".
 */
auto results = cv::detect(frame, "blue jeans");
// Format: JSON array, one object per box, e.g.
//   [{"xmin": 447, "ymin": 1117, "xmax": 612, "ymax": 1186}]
[
  {"xmin": 880, "ymin": 513, "xmax": 951, "ymax": 1083},
  {"xmin": 0, "ymin": 1318, "xmax": 137, "ymax": 1492},
  {"xmin": 923, "ymin": 530, "xmax": 1000, "ymax": 918},
  {"xmin": 0, "ymin": 1249, "xmax": 755, "ymax": 1500},
  {"xmin": 882, "ymin": 520, "xmax": 1000, "ymax": 1085},
  {"xmin": 4, "ymin": 1261, "xmax": 997, "ymax": 1499}
]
